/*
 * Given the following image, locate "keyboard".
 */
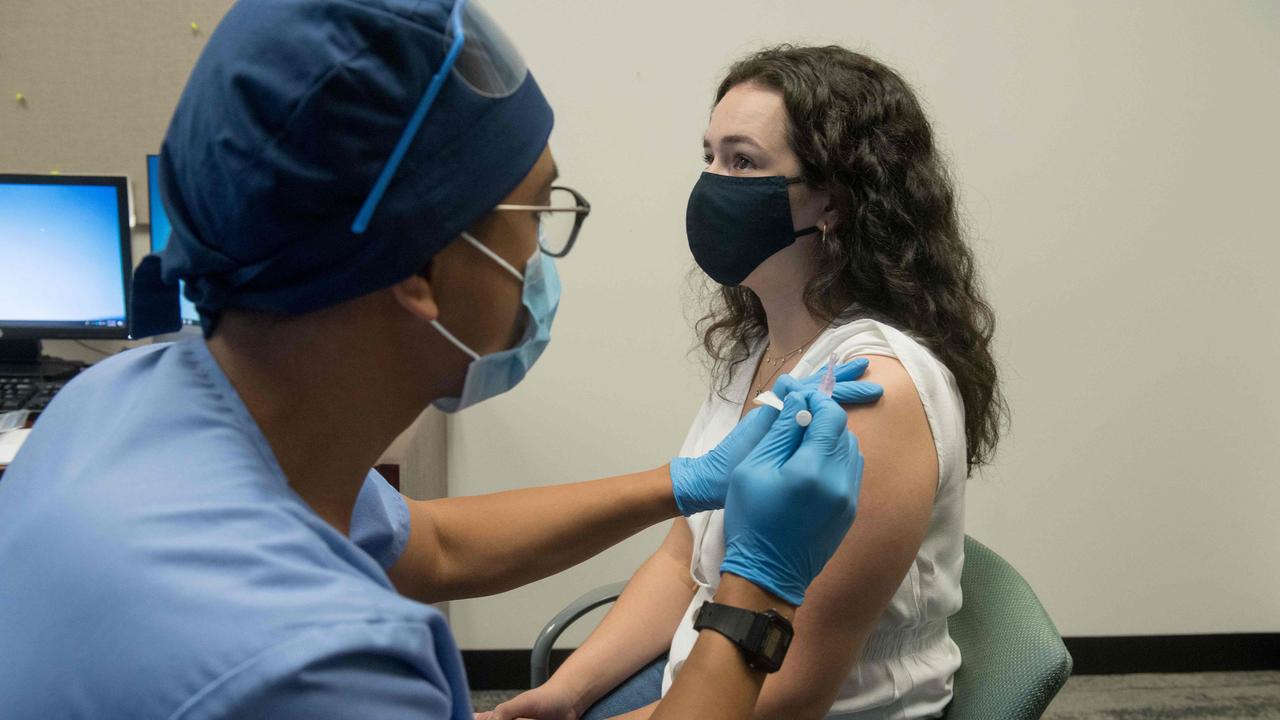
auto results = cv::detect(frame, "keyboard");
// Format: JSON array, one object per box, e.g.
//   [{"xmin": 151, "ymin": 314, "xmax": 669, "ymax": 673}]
[{"xmin": 0, "ymin": 375, "xmax": 69, "ymax": 413}]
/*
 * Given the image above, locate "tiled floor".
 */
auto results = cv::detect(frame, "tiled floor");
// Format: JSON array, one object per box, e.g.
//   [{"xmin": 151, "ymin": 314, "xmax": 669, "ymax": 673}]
[
  {"xmin": 471, "ymin": 671, "xmax": 1280, "ymax": 717},
  {"xmin": 1044, "ymin": 671, "xmax": 1280, "ymax": 719}
]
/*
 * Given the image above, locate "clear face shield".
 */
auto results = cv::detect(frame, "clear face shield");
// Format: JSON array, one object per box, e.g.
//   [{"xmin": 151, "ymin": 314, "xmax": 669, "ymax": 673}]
[{"xmin": 352, "ymin": 0, "xmax": 530, "ymax": 234}]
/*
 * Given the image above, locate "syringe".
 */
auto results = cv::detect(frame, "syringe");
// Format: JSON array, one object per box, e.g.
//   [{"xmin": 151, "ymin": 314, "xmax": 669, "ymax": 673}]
[
  {"xmin": 818, "ymin": 351, "xmax": 838, "ymax": 397},
  {"xmin": 795, "ymin": 352, "xmax": 838, "ymax": 427}
]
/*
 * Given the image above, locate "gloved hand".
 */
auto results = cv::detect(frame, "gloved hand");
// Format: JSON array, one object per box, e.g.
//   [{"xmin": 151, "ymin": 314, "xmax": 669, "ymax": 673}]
[
  {"xmin": 720, "ymin": 390, "xmax": 864, "ymax": 606},
  {"xmin": 671, "ymin": 405, "xmax": 778, "ymax": 516},
  {"xmin": 669, "ymin": 358, "xmax": 879, "ymax": 517},
  {"xmin": 770, "ymin": 357, "xmax": 884, "ymax": 405}
]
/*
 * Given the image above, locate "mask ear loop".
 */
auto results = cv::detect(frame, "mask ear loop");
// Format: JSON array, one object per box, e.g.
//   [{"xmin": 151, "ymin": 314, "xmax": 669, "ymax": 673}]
[
  {"xmin": 786, "ymin": 176, "xmax": 821, "ymax": 239},
  {"xmin": 428, "ymin": 231, "xmax": 529, "ymax": 362},
  {"xmin": 462, "ymin": 232, "xmax": 525, "ymax": 282},
  {"xmin": 430, "ymin": 318, "xmax": 482, "ymax": 361},
  {"xmin": 424, "ymin": 255, "xmax": 481, "ymax": 362}
]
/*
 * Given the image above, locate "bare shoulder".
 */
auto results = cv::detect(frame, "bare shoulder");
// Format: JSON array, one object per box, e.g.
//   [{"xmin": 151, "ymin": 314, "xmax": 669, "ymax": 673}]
[
  {"xmin": 800, "ymin": 353, "xmax": 940, "ymax": 629},
  {"xmin": 843, "ymin": 354, "xmax": 938, "ymax": 494},
  {"xmin": 751, "ymin": 354, "xmax": 945, "ymax": 714}
]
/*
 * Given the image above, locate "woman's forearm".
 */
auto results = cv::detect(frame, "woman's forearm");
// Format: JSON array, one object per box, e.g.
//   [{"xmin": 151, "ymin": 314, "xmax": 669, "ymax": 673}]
[
  {"xmin": 390, "ymin": 466, "xmax": 678, "ymax": 603},
  {"xmin": 547, "ymin": 548, "xmax": 697, "ymax": 714}
]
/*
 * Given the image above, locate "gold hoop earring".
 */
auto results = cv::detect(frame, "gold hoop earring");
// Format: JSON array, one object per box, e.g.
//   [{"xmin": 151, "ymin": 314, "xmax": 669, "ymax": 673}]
[{"xmin": 821, "ymin": 224, "xmax": 828, "ymax": 243}]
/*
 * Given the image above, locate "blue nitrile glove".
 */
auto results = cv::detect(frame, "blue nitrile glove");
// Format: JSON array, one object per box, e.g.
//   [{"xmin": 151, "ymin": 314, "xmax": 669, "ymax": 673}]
[
  {"xmin": 771, "ymin": 357, "xmax": 884, "ymax": 405},
  {"xmin": 720, "ymin": 390, "xmax": 864, "ymax": 606},
  {"xmin": 671, "ymin": 406, "xmax": 779, "ymax": 515},
  {"xmin": 670, "ymin": 359, "xmax": 879, "ymax": 516}
]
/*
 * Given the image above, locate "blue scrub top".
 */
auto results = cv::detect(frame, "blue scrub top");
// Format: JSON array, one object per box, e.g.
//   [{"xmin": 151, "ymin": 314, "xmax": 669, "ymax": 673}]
[{"xmin": 0, "ymin": 339, "xmax": 471, "ymax": 719}]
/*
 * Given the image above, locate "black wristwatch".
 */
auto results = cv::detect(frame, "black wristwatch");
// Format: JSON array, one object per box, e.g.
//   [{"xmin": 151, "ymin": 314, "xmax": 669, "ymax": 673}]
[{"xmin": 692, "ymin": 601, "xmax": 794, "ymax": 673}]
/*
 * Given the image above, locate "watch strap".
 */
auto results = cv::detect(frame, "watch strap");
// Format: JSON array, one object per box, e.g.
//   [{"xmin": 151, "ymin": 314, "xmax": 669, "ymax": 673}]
[{"xmin": 692, "ymin": 601, "xmax": 792, "ymax": 673}]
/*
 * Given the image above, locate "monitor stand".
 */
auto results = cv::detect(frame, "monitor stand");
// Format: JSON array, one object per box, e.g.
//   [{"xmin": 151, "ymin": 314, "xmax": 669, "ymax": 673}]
[
  {"xmin": 153, "ymin": 324, "xmax": 203, "ymax": 344},
  {"xmin": 0, "ymin": 339, "xmax": 84, "ymax": 378},
  {"xmin": 0, "ymin": 338, "xmax": 40, "ymax": 365}
]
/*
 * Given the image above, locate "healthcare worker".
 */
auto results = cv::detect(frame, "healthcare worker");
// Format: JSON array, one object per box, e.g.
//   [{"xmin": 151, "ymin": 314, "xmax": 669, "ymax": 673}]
[{"xmin": 0, "ymin": 1, "xmax": 882, "ymax": 718}]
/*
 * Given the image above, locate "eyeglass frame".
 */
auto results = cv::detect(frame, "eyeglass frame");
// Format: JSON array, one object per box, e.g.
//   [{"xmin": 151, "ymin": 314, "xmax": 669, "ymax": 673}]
[{"xmin": 494, "ymin": 185, "xmax": 590, "ymax": 258}]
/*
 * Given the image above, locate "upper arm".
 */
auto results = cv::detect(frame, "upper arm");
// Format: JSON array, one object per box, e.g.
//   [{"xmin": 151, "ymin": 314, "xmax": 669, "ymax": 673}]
[
  {"xmin": 755, "ymin": 355, "xmax": 939, "ymax": 719},
  {"xmin": 387, "ymin": 497, "xmax": 447, "ymax": 603},
  {"xmin": 348, "ymin": 471, "xmax": 412, "ymax": 570}
]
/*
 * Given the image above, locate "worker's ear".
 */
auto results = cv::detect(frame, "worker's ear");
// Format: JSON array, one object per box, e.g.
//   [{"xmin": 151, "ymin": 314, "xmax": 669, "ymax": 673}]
[{"xmin": 391, "ymin": 269, "xmax": 440, "ymax": 324}]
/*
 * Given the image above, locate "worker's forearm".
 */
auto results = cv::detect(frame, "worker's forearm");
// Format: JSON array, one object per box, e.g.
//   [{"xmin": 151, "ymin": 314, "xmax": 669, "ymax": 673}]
[
  {"xmin": 396, "ymin": 465, "xmax": 678, "ymax": 602},
  {"xmin": 652, "ymin": 575, "xmax": 796, "ymax": 720}
]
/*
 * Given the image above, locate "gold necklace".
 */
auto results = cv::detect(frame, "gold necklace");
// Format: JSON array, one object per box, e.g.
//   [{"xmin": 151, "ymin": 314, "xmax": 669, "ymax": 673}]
[{"xmin": 752, "ymin": 326, "xmax": 827, "ymax": 398}]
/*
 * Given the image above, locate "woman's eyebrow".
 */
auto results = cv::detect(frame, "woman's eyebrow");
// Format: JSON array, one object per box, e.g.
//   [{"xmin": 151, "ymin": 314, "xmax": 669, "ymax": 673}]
[{"xmin": 704, "ymin": 134, "xmax": 766, "ymax": 152}]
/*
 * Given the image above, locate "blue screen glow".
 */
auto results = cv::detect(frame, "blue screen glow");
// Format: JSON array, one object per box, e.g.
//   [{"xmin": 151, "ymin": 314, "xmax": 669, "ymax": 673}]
[
  {"xmin": 0, "ymin": 181, "xmax": 127, "ymax": 328},
  {"xmin": 148, "ymin": 155, "xmax": 200, "ymax": 326}
]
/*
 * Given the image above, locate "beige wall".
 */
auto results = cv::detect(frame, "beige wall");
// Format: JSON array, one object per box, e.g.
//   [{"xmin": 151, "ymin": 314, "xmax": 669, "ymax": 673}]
[
  {"xmin": 447, "ymin": 0, "xmax": 1280, "ymax": 648},
  {"xmin": 0, "ymin": 1, "xmax": 236, "ymax": 221},
  {"xmin": 5, "ymin": 1, "xmax": 1278, "ymax": 650}
]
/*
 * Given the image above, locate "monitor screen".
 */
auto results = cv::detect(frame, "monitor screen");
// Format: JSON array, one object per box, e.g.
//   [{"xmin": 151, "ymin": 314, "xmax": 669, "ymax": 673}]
[
  {"xmin": 0, "ymin": 174, "xmax": 132, "ymax": 339},
  {"xmin": 147, "ymin": 155, "xmax": 199, "ymax": 326}
]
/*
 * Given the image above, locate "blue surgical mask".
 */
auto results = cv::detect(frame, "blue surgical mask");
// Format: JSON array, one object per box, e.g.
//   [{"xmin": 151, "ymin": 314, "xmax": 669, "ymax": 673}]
[{"xmin": 431, "ymin": 228, "xmax": 561, "ymax": 414}]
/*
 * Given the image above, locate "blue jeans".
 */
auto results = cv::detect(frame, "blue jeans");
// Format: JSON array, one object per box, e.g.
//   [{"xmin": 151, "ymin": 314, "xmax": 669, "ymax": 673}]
[
  {"xmin": 577, "ymin": 654, "xmax": 878, "ymax": 719},
  {"xmin": 580, "ymin": 654, "xmax": 666, "ymax": 720}
]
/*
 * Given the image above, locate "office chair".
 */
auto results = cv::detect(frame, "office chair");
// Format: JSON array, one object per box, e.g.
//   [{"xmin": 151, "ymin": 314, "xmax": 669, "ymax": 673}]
[{"xmin": 530, "ymin": 535, "xmax": 1072, "ymax": 719}]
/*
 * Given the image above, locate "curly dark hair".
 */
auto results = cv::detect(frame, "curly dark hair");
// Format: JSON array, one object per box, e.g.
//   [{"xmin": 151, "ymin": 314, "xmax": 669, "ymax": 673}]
[{"xmin": 696, "ymin": 44, "xmax": 1006, "ymax": 472}]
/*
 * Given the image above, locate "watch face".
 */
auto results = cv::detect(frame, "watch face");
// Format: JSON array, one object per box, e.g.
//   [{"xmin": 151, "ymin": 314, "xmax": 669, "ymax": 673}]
[
  {"xmin": 694, "ymin": 602, "xmax": 790, "ymax": 672},
  {"xmin": 762, "ymin": 627, "xmax": 782, "ymax": 656}
]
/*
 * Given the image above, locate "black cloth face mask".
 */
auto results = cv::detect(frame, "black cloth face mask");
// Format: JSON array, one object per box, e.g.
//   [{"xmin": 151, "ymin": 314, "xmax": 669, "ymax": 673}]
[{"xmin": 685, "ymin": 172, "xmax": 818, "ymax": 286}]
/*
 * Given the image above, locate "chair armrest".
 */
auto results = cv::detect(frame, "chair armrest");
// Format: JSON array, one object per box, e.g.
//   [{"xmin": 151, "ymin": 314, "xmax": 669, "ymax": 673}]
[{"xmin": 531, "ymin": 581, "xmax": 628, "ymax": 688}]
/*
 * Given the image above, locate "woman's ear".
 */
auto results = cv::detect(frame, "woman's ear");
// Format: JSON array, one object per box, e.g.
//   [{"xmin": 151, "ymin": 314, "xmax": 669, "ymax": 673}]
[
  {"xmin": 813, "ymin": 187, "xmax": 838, "ymax": 234},
  {"xmin": 821, "ymin": 204, "xmax": 840, "ymax": 237},
  {"xmin": 391, "ymin": 272, "xmax": 440, "ymax": 323}
]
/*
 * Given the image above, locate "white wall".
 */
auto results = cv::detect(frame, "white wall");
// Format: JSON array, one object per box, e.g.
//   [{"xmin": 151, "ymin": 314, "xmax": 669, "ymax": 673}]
[{"xmin": 446, "ymin": 0, "xmax": 1280, "ymax": 648}]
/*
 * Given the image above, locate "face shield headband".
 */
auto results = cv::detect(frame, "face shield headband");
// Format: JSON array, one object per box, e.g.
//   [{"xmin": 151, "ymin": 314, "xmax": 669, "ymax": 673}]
[
  {"xmin": 127, "ymin": 0, "xmax": 551, "ymax": 340},
  {"xmin": 354, "ymin": 0, "xmax": 528, "ymax": 234}
]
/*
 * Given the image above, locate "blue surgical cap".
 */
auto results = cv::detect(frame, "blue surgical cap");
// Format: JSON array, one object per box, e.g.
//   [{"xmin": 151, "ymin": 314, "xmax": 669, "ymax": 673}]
[{"xmin": 131, "ymin": 0, "xmax": 553, "ymax": 337}]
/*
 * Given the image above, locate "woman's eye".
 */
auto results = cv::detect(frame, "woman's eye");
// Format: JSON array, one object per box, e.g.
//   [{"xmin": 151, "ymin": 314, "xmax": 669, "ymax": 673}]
[
  {"xmin": 702, "ymin": 153, "xmax": 714, "ymax": 166},
  {"xmin": 732, "ymin": 155, "xmax": 755, "ymax": 171}
]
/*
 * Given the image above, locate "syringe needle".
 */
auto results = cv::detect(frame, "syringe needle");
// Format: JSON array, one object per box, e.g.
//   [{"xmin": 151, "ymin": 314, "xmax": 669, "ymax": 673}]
[{"xmin": 818, "ymin": 351, "xmax": 838, "ymax": 397}]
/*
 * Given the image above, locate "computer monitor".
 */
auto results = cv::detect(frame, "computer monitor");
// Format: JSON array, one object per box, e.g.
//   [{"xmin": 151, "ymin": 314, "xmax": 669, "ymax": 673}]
[
  {"xmin": 0, "ymin": 174, "xmax": 132, "ymax": 340},
  {"xmin": 147, "ymin": 155, "xmax": 199, "ymax": 327}
]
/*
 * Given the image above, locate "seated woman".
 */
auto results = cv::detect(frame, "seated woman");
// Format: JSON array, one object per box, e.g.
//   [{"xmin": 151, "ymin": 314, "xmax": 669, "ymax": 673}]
[{"xmin": 483, "ymin": 45, "xmax": 1005, "ymax": 720}]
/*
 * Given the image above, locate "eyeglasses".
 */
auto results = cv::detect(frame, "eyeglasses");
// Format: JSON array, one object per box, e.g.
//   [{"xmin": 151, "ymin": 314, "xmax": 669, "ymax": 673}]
[{"xmin": 495, "ymin": 185, "xmax": 590, "ymax": 258}]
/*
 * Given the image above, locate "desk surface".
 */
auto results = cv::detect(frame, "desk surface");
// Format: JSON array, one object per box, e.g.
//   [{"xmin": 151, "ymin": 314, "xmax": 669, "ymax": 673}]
[{"xmin": 0, "ymin": 427, "xmax": 33, "ymax": 470}]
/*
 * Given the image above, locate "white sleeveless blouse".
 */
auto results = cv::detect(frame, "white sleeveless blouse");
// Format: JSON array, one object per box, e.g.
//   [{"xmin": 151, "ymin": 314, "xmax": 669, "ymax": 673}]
[{"xmin": 661, "ymin": 318, "xmax": 968, "ymax": 719}]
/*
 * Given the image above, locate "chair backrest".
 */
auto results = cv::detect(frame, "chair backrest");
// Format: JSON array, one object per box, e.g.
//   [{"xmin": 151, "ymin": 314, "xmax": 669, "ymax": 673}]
[
  {"xmin": 531, "ymin": 537, "xmax": 1073, "ymax": 718},
  {"xmin": 531, "ymin": 581, "xmax": 628, "ymax": 688},
  {"xmin": 942, "ymin": 536, "xmax": 1073, "ymax": 719}
]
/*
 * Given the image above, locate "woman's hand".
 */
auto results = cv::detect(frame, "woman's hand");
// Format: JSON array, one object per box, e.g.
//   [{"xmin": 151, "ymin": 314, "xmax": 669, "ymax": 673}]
[
  {"xmin": 476, "ymin": 682, "xmax": 580, "ymax": 720},
  {"xmin": 669, "ymin": 358, "xmax": 880, "ymax": 516}
]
